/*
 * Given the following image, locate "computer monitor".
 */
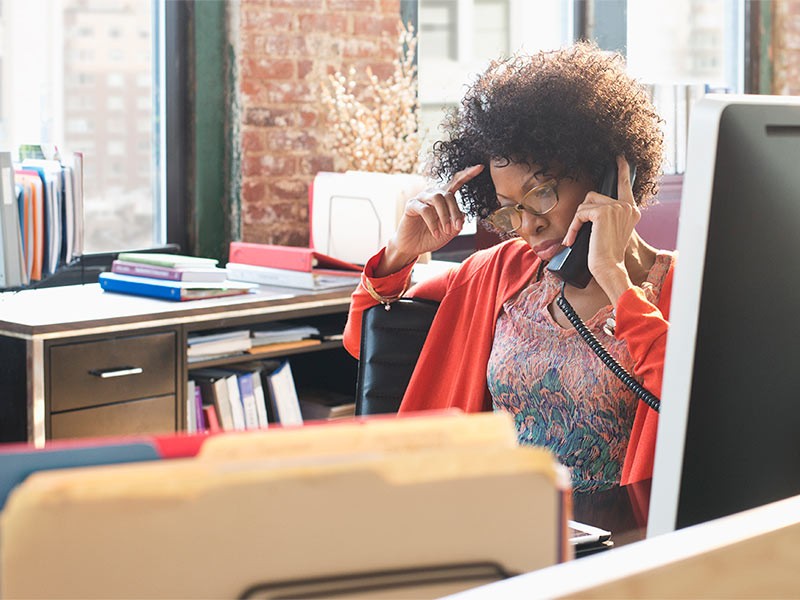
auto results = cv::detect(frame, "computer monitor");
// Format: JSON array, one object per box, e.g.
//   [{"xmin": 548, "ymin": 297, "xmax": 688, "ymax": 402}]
[{"xmin": 647, "ymin": 94, "xmax": 800, "ymax": 537}]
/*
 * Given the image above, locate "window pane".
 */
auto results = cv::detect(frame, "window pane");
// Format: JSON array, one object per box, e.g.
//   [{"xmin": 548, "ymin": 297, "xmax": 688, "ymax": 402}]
[
  {"xmin": 0, "ymin": 0, "xmax": 160, "ymax": 254},
  {"xmin": 473, "ymin": 0, "xmax": 509, "ymax": 58},
  {"xmin": 420, "ymin": 2, "xmax": 458, "ymax": 60},
  {"xmin": 627, "ymin": 0, "xmax": 733, "ymax": 87}
]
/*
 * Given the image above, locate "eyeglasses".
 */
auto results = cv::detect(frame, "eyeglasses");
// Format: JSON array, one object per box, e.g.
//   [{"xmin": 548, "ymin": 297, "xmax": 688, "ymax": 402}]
[{"xmin": 485, "ymin": 179, "xmax": 559, "ymax": 233}]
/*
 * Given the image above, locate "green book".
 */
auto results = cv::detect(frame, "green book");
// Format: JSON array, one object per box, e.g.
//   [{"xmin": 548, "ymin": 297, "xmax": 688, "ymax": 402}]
[{"xmin": 116, "ymin": 252, "xmax": 218, "ymax": 269}]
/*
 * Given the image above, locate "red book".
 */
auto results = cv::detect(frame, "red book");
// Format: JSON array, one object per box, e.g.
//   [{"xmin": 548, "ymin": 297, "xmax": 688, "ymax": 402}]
[
  {"xmin": 203, "ymin": 406, "xmax": 222, "ymax": 433},
  {"xmin": 228, "ymin": 242, "xmax": 361, "ymax": 273}
]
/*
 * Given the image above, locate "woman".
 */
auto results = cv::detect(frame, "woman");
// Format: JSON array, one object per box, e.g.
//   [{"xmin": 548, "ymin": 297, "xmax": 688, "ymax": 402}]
[{"xmin": 343, "ymin": 42, "xmax": 673, "ymax": 492}]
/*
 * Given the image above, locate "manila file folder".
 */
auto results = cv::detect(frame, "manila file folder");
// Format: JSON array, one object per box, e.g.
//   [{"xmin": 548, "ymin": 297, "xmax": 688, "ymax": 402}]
[{"xmin": 1, "ymin": 414, "xmax": 569, "ymax": 599}]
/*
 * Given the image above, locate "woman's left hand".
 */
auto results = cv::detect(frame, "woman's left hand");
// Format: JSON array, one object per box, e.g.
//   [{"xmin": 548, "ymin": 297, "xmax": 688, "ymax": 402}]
[{"xmin": 561, "ymin": 155, "xmax": 640, "ymax": 302}]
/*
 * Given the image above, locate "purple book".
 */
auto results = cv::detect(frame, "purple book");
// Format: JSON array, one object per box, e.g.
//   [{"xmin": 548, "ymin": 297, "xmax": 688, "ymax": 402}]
[
  {"xmin": 111, "ymin": 260, "xmax": 228, "ymax": 282},
  {"xmin": 194, "ymin": 384, "xmax": 206, "ymax": 432}
]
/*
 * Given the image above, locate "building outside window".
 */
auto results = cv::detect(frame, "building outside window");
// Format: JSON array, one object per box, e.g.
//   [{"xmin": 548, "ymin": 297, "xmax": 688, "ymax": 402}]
[
  {"xmin": 0, "ymin": 0, "xmax": 161, "ymax": 254},
  {"xmin": 417, "ymin": 0, "xmax": 742, "ymax": 176}
]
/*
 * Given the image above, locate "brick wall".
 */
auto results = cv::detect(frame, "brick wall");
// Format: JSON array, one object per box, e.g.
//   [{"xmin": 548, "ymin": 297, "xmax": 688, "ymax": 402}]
[
  {"xmin": 773, "ymin": 0, "xmax": 800, "ymax": 94},
  {"xmin": 234, "ymin": 0, "xmax": 402, "ymax": 246}
]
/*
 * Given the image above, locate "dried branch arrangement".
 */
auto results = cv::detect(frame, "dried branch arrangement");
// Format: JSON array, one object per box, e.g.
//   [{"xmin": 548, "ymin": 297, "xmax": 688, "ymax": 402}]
[{"xmin": 319, "ymin": 22, "xmax": 422, "ymax": 174}]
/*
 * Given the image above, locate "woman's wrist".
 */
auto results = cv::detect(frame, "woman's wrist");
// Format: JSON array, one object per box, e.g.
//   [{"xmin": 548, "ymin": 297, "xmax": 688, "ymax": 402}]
[
  {"xmin": 374, "ymin": 238, "xmax": 418, "ymax": 278},
  {"xmin": 597, "ymin": 264, "xmax": 634, "ymax": 306}
]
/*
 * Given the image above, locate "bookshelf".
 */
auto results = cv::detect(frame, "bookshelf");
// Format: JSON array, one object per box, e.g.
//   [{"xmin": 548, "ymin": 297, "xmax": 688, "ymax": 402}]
[{"xmin": 0, "ymin": 283, "xmax": 357, "ymax": 445}]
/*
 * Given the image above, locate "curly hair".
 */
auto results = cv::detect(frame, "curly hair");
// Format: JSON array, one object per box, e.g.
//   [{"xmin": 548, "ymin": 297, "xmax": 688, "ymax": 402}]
[{"xmin": 429, "ymin": 41, "xmax": 664, "ymax": 221}]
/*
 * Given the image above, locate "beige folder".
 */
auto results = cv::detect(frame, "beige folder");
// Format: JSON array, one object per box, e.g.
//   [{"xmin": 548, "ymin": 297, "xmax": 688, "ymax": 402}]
[
  {"xmin": 2, "ymin": 414, "xmax": 569, "ymax": 599},
  {"xmin": 199, "ymin": 410, "xmax": 522, "ymax": 461},
  {"xmin": 444, "ymin": 493, "xmax": 800, "ymax": 599}
]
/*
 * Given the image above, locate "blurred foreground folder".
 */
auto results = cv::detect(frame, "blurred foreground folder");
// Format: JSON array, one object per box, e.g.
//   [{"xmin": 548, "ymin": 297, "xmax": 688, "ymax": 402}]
[
  {"xmin": 1, "ymin": 414, "xmax": 570, "ymax": 600},
  {"xmin": 444, "ymin": 493, "xmax": 800, "ymax": 599},
  {"xmin": 199, "ymin": 410, "xmax": 522, "ymax": 460}
]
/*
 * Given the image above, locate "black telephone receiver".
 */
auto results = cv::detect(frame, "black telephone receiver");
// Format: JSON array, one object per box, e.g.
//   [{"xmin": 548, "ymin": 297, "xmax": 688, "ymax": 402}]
[
  {"xmin": 546, "ymin": 162, "xmax": 635, "ymax": 288},
  {"xmin": 547, "ymin": 161, "xmax": 659, "ymax": 412}
]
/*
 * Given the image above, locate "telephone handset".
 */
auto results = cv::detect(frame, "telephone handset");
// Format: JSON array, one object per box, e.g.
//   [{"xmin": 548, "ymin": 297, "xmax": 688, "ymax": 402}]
[
  {"xmin": 546, "ymin": 163, "xmax": 636, "ymax": 288},
  {"xmin": 545, "ymin": 161, "xmax": 660, "ymax": 413}
]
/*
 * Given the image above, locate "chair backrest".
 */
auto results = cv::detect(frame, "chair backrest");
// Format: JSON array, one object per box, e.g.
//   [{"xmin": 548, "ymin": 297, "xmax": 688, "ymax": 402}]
[{"xmin": 355, "ymin": 298, "xmax": 439, "ymax": 415}]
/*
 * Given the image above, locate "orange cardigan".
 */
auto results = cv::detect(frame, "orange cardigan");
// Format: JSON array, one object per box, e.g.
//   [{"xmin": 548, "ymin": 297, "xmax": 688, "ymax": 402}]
[{"xmin": 344, "ymin": 238, "xmax": 673, "ymax": 485}]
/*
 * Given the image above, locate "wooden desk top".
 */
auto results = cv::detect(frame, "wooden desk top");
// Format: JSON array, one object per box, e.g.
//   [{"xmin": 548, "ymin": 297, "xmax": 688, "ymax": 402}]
[{"xmin": 0, "ymin": 283, "xmax": 356, "ymax": 339}]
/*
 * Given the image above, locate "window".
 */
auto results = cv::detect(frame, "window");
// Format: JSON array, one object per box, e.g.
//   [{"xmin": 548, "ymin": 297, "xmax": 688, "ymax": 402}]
[
  {"xmin": 420, "ymin": 1, "xmax": 458, "ymax": 61},
  {"xmin": 66, "ymin": 118, "xmax": 92, "ymax": 134},
  {"xmin": 417, "ymin": 0, "xmax": 744, "ymax": 176},
  {"xmin": 473, "ymin": 0, "xmax": 509, "ymax": 58},
  {"xmin": 107, "ymin": 73, "xmax": 125, "ymax": 87},
  {"xmin": 0, "ymin": 0, "xmax": 163, "ymax": 254},
  {"xmin": 107, "ymin": 141, "xmax": 124, "ymax": 156},
  {"xmin": 107, "ymin": 96, "xmax": 124, "ymax": 111},
  {"xmin": 418, "ymin": 0, "xmax": 572, "ymax": 158}
]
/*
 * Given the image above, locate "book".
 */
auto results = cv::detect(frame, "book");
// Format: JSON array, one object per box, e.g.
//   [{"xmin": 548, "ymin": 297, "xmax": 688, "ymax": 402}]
[
  {"xmin": 246, "ymin": 339, "xmax": 322, "ymax": 355},
  {"xmin": 226, "ymin": 262, "xmax": 361, "ymax": 290},
  {"xmin": 251, "ymin": 322, "xmax": 320, "ymax": 346},
  {"xmin": 188, "ymin": 329, "xmax": 251, "ymax": 346},
  {"xmin": 187, "ymin": 329, "xmax": 252, "ymax": 359},
  {"xmin": 202, "ymin": 405, "xmax": 221, "ymax": 433},
  {"xmin": 111, "ymin": 259, "xmax": 229, "ymax": 282},
  {"xmin": 0, "ymin": 153, "xmax": 27, "ymax": 288},
  {"xmin": 299, "ymin": 390, "xmax": 356, "ymax": 421},
  {"xmin": 193, "ymin": 382, "xmax": 206, "ymax": 432},
  {"xmin": 116, "ymin": 252, "xmax": 219, "ymax": 269},
  {"xmin": 98, "ymin": 272, "xmax": 256, "ymax": 302},
  {"xmin": 61, "ymin": 164, "xmax": 76, "ymax": 265},
  {"xmin": 21, "ymin": 160, "xmax": 63, "ymax": 276},
  {"xmin": 223, "ymin": 363, "xmax": 271, "ymax": 429},
  {"xmin": 235, "ymin": 371, "xmax": 261, "ymax": 430},
  {"xmin": 265, "ymin": 360, "xmax": 303, "ymax": 426},
  {"xmin": 228, "ymin": 241, "xmax": 361, "ymax": 273},
  {"xmin": 70, "ymin": 151, "xmax": 85, "ymax": 258},
  {"xmin": 186, "ymin": 380, "xmax": 197, "ymax": 433},
  {"xmin": 224, "ymin": 372, "xmax": 247, "ymax": 431},
  {"xmin": 14, "ymin": 170, "xmax": 45, "ymax": 281},
  {"xmin": 191, "ymin": 369, "xmax": 235, "ymax": 431},
  {"xmin": 233, "ymin": 360, "xmax": 279, "ymax": 426}
]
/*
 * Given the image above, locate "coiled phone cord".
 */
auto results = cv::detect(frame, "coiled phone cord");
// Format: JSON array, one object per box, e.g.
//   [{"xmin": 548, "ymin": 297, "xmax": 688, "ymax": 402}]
[{"xmin": 556, "ymin": 282, "xmax": 661, "ymax": 413}]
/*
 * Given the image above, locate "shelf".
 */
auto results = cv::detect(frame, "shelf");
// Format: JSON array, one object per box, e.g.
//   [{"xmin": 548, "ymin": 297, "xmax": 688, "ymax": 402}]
[{"xmin": 186, "ymin": 340, "xmax": 344, "ymax": 370}]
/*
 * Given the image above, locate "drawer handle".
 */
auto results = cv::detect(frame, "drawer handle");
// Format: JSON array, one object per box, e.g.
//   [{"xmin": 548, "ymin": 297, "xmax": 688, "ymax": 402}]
[{"xmin": 88, "ymin": 366, "xmax": 144, "ymax": 379}]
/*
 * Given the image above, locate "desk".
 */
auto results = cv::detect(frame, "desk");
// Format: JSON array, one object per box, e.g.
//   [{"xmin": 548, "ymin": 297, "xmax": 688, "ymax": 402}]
[{"xmin": 0, "ymin": 283, "xmax": 357, "ymax": 445}]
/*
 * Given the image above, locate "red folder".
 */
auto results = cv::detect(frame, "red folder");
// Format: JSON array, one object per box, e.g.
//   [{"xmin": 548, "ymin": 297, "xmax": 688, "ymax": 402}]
[{"xmin": 228, "ymin": 242, "xmax": 362, "ymax": 273}]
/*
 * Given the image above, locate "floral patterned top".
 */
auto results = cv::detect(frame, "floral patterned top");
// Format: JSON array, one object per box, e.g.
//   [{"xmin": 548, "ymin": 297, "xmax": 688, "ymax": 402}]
[{"xmin": 487, "ymin": 252, "xmax": 674, "ymax": 493}]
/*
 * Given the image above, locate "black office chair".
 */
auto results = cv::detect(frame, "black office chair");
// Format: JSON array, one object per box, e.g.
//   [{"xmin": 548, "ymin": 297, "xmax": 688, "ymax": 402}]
[{"xmin": 354, "ymin": 298, "xmax": 439, "ymax": 415}]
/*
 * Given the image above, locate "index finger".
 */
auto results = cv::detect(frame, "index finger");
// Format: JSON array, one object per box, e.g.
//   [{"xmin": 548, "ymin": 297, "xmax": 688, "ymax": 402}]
[{"xmin": 447, "ymin": 164, "xmax": 485, "ymax": 194}]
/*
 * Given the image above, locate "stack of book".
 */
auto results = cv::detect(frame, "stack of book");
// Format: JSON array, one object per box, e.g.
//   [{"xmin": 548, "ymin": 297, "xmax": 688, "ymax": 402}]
[
  {"xmin": 248, "ymin": 321, "xmax": 321, "ymax": 355},
  {"xmin": 189, "ymin": 359, "xmax": 305, "ymax": 432},
  {"xmin": 99, "ymin": 252, "xmax": 256, "ymax": 301},
  {"xmin": 299, "ymin": 390, "xmax": 356, "ymax": 422},
  {"xmin": 187, "ymin": 329, "xmax": 253, "ymax": 361},
  {"xmin": 190, "ymin": 362, "xmax": 272, "ymax": 433},
  {"xmin": 225, "ymin": 241, "xmax": 362, "ymax": 291}
]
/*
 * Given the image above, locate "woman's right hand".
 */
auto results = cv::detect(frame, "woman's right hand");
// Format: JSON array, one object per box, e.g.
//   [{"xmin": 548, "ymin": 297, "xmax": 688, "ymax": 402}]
[{"xmin": 376, "ymin": 165, "xmax": 485, "ymax": 276}]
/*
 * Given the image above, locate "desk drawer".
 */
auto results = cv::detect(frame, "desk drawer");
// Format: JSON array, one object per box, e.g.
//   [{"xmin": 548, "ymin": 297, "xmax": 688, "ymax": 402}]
[
  {"xmin": 50, "ymin": 394, "xmax": 176, "ymax": 440},
  {"xmin": 49, "ymin": 332, "xmax": 177, "ymax": 413}
]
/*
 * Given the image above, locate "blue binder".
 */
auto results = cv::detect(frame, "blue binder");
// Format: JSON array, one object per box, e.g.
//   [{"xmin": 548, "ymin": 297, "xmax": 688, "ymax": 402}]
[{"xmin": 0, "ymin": 441, "xmax": 160, "ymax": 510}]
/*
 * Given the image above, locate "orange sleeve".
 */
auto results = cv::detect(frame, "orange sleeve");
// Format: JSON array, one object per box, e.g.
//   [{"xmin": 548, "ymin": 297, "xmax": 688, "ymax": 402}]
[
  {"xmin": 342, "ymin": 249, "xmax": 453, "ymax": 360},
  {"xmin": 617, "ymin": 264, "xmax": 674, "ymax": 484}
]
